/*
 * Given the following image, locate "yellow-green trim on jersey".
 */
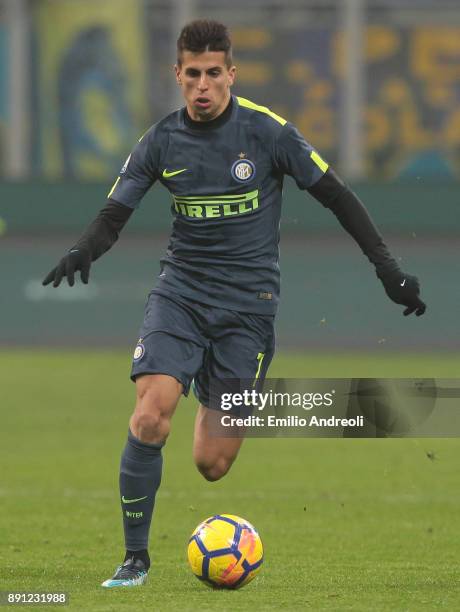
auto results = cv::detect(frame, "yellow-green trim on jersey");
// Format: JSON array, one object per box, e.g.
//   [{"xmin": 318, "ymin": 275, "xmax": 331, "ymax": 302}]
[
  {"xmin": 237, "ymin": 97, "xmax": 287, "ymax": 126},
  {"xmin": 310, "ymin": 151, "xmax": 329, "ymax": 173},
  {"xmin": 107, "ymin": 176, "xmax": 120, "ymax": 198}
]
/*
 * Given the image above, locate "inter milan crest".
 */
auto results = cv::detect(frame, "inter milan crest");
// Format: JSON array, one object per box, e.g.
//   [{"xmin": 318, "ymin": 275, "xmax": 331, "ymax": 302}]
[
  {"xmin": 231, "ymin": 153, "xmax": 256, "ymax": 183},
  {"xmin": 133, "ymin": 341, "xmax": 145, "ymax": 360}
]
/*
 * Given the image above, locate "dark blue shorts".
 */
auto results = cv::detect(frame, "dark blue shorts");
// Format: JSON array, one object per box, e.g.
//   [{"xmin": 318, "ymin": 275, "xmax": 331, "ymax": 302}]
[{"xmin": 130, "ymin": 292, "xmax": 275, "ymax": 408}]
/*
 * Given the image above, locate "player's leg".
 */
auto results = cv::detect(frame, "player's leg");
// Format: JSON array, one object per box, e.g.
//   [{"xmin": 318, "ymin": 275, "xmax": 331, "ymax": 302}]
[
  {"xmin": 121, "ymin": 374, "xmax": 181, "ymax": 556},
  {"xmin": 192, "ymin": 308, "xmax": 275, "ymax": 482},
  {"xmin": 102, "ymin": 294, "xmax": 206, "ymax": 588},
  {"xmin": 193, "ymin": 403, "xmax": 244, "ymax": 481},
  {"xmin": 102, "ymin": 373, "xmax": 184, "ymax": 589},
  {"xmin": 130, "ymin": 372, "xmax": 182, "ymax": 443}
]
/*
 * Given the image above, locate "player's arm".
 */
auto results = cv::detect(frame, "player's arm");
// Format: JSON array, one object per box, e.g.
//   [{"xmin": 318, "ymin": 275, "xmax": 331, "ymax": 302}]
[
  {"xmin": 307, "ymin": 168, "xmax": 426, "ymax": 317},
  {"xmin": 42, "ymin": 200, "xmax": 133, "ymax": 287},
  {"xmin": 274, "ymin": 122, "xmax": 426, "ymax": 317},
  {"xmin": 43, "ymin": 127, "xmax": 158, "ymax": 288}
]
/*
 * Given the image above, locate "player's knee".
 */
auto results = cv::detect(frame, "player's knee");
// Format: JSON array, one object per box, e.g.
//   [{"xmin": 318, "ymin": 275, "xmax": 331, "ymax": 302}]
[
  {"xmin": 195, "ymin": 456, "xmax": 231, "ymax": 482},
  {"xmin": 132, "ymin": 380, "xmax": 174, "ymax": 443},
  {"xmin": 131, "ymin": 401, "xmax": 169, "ymax": 444},
  {"xmin": 131, "ymin": 410, "xmax": 170, "ymax": 444}
]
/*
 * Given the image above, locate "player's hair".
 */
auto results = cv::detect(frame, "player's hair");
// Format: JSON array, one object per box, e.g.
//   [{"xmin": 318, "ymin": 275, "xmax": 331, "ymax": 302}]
[{"xmin": 177, "ymin": 20, "xmax": 233, "ymax": 68}]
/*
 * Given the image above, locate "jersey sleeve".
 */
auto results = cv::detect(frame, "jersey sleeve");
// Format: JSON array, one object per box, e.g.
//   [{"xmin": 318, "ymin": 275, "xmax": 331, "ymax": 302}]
[
  {"xmin": 107, "ymin": 126, "xmax": 159, "ymax": 209},
  {"xmin": 275, "ymin": 122, "xmax": 329, "ymax": 190}
]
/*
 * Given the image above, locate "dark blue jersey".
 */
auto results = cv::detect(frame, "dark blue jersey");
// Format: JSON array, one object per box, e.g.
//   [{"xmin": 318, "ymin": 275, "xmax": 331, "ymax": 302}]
[{"xmin": 109, "ymin": 95, "xmax": 328, "ymax": 314}]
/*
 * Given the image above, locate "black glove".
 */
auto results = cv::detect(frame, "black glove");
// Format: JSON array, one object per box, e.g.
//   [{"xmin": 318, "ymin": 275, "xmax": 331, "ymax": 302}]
[
  {"xmin": 43, "ymin": 200, "xmax": 133, "ymax": 289},
  {"xmin": 377, "ymin": 270, "xmax": 426, "ymax": 317},
  {"xmin": 42, "ymin": 247, "xmax": 92, "ymax": 287}
]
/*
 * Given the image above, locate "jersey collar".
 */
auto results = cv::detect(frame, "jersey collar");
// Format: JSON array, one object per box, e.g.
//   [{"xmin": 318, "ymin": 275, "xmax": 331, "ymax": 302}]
[{"xmin": 183, "ymin": 96, "xmax": 234, "ymax": 131}]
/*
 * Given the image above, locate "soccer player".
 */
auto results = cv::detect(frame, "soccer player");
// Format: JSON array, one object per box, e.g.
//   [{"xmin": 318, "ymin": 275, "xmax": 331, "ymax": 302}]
[{"xmin": 43, "ymin": 20, "xmax": 426, "ymax": 587}]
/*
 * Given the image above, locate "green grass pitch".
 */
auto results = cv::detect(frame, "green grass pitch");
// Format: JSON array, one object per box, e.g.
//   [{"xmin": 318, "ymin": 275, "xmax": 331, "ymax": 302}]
[{"xmin": 1, "ymin": 349, "xmax": 459, "ymax": 610}]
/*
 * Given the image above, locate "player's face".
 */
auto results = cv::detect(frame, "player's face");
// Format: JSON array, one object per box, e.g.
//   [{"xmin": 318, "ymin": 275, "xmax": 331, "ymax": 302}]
[{"xmin": 175, "ymin": 50, "xmax": 236, "ymax": 121}]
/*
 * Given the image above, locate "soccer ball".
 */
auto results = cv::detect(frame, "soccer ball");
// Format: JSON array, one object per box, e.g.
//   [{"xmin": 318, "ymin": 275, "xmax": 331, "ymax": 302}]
[{"xmin": 187, "ymin": 514, "xmax": 263, "ymax": 589}]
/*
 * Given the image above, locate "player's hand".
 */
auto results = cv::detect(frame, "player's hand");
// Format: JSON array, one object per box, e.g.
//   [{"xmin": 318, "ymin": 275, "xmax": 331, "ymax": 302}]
[
  {"xmin": 378, "ymin": 270, "xmax": 426, "ymax": 316},
  {"xmin": 42, "ymin": 248, "xmax": 92, "ymax": 287}
]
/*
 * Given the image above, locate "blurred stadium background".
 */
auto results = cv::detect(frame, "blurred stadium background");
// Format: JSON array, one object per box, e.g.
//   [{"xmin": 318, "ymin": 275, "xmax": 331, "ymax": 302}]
[
  {"xmin": 0, "ymin": 0, "xmax": 460, "ymax": 351},
  {"xmin": 0, "ymin": 0, "xmax": 459, "ymax": 351}
]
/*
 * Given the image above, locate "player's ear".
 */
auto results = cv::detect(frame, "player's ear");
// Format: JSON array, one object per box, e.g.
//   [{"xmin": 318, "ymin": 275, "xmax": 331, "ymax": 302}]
[
  {"xmin": 228, "ymin": 65, "xmax": 236, "ymax": 86},
  {"xmin": 174, "ymin": 64, "xmax": 182, "ymax": 84}
]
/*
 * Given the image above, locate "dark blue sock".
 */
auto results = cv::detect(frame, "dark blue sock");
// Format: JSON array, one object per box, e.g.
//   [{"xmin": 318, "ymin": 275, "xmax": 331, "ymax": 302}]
[{"xmin": 119, "ymin": 429, "xmax": 163, "ymax": 556}]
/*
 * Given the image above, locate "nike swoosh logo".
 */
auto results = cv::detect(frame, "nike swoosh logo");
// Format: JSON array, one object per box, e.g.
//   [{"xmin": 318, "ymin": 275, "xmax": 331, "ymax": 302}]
[
  {"xmin": 162, "ymin": 168, "xmax": 187, "ymax": 178},
  {"xmin": 400, "ymin": 279, "xmax": 406, "ymax": 287},
  {"xmin": 121, "ymin": 495, "xmax": 148, "ymax": 504}
]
